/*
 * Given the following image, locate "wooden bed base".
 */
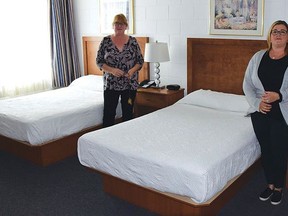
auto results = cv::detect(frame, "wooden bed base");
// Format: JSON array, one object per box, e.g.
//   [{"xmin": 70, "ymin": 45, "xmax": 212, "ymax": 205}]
[
  {"xmin": 98, "ymin": 159, "xmax": 288, "ymax": 216},
  {"xmin": 87, "ymin": 38, "xmax": 276, "ymax": 215},
  {"xmin": 0, "ymin": 126, "xmax": 101, "ymax": 166},
  {"xmin": 99, "ymin": 160, "xmax": 261, "ymax": 216},
  {"xmin": 0, "ymin": 36, "xmax": 149, "ymax": 166}
]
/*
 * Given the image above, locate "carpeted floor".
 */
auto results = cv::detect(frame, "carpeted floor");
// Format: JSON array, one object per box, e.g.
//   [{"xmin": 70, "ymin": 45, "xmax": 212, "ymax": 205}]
[{"xmin": 0, "ymin": 151, "xmax": 287, "ymax": 216}]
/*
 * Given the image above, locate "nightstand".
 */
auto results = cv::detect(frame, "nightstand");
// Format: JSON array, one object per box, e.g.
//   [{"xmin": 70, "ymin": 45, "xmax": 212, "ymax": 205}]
[{"xmin": 134, "ymin": 87, "xmax": 184, "ymax": 117}]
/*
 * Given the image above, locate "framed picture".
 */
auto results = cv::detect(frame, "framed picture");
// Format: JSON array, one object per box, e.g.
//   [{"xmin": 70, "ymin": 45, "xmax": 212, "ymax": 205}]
[
  {"xmin": 210, "ymin": 0, "xmax": 264, "ymax": 36},
  {"xmin": 99, "ymin": 0, "xmax": 134, "ymax": 34}
]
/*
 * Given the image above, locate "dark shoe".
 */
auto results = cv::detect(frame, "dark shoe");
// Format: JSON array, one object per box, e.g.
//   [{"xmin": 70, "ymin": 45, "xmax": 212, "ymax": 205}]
[
  {"xmin": 270, "ymin": 190, "xmax": 282, "ymax": 205},
  {"xmin": 259, "ymin": 188, "xmax": 274, "ymax": 201}
]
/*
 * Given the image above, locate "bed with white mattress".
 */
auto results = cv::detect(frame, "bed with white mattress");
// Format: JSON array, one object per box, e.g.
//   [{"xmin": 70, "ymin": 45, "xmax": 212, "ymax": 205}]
[
  {"xmin": 0, "ymin": 36, "xmax": 149, "ymax": 166},
  {"xmin": 0, "ymin": 75, "xmax": 120, "ymax": 166},
  {"xmin": 77, "ymin": 38, "xmax": 271, "ymax": 216},
  {"xmin": 0, "ymin": 75, "xmax": 120, "ymax": 145},
  {"xmin": 78, "ymin": 89, "xmax": 260, "ymax": 203}
]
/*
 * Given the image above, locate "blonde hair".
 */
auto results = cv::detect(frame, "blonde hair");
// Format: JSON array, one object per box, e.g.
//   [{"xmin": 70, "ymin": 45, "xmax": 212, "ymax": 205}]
[
  {"xmin": 112, "ymin": 14, "xmax": 128, "ymax": 27},
  {"xmin": 267, "ymin": 20, "xmax": 288, "ymax": 52}
]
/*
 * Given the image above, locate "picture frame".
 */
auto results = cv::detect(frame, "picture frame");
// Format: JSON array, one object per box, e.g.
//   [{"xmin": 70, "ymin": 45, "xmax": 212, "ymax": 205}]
[
  {"xmin": 99, "ymin": 0, "xmax": 134, "ymax": 34},
  {"xmin": 209, "ymin": 0, "xmax": 264, "ymax": 36}
]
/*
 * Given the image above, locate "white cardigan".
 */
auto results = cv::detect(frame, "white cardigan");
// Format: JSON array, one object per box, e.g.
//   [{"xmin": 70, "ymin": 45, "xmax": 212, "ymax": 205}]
[{"xmin": 243, "ymin": 50, "xmax": 288, "ymax": 125}]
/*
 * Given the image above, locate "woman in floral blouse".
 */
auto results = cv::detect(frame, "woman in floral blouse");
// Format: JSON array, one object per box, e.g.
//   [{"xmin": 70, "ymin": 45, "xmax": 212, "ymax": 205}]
[{"xmin": 96, "ymin": 14, "xmax": 144, "ymax": 127}]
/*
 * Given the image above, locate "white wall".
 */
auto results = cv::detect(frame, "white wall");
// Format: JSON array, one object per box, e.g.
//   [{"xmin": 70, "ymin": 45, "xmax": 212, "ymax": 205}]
[{"xmin": 73, "ymin": 0, "xmax": 288, "ymax": 92}]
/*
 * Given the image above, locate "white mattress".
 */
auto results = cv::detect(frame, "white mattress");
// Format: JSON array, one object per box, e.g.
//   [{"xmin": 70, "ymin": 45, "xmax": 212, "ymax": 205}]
[
  {"xmin": 0, "ymin": 75, "xmax": 121, "ymax": 145},
  {"xmin": 78, "ymin": 90, "xmax": 261, "ymax": 203}
]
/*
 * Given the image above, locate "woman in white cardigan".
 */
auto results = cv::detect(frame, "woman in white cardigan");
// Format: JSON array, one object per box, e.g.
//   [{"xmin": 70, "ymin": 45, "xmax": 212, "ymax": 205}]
[{"xmin": 243, "ymin": 20, "xmax": 288, "ymax": 206}]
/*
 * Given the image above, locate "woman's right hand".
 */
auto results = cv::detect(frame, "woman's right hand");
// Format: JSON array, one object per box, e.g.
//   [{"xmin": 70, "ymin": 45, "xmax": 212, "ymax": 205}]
[
  {"xmin": 259, "ymin": 101, "xmax": 272, "ymax": 114},
  {"xmin": 102, "ymin": 64, "xmax": 125, "ymax": 77},
  {"xmin": 111, "ymin": 68, "xmax": 125, "ymax": 77}
]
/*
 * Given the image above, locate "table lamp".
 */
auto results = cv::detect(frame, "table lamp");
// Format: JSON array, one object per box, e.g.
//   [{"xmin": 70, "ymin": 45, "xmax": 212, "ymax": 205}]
[{"xmin": 144, "ymin": 41, "xmax": 170, "ymax": 88}]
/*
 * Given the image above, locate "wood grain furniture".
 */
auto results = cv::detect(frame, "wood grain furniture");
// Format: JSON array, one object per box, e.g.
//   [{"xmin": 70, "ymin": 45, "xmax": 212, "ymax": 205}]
[
  {"xmin": 135, "ymin": 87, "xmax": 184, "ymax": 116},
  {"xmin": 80, "ymin": 38, "xmax": 277, "ymax": 216},
  {"xmin": 0, "ymin": 36, "xmax": 149, "ymax": 166}
]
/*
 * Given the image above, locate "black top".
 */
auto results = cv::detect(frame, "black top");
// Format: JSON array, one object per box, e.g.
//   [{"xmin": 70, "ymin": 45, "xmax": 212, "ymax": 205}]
[{"xmin": 258, "ymin": 51, "xmax": 288, "ymax": 120}]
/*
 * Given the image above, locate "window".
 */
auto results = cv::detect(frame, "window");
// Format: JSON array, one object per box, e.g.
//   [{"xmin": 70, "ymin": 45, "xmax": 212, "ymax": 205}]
[{"xmin": 0, "ymin": 1, "xmax": 52, "ymax": 98}]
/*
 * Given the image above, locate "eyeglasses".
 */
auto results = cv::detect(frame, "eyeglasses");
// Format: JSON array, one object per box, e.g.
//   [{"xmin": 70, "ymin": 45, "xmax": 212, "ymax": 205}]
[
  {"xmin": 271, "ymin": 29, "xmax": 288, "ymax": 36},
  {"xmin": 114, "ymin": 22, "xmax": 125, "ymax": 27}
]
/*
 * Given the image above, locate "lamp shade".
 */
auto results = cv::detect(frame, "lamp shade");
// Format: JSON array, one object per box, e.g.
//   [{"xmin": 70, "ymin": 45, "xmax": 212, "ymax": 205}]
[{"xmin": 144, "ymin": 42, "xmax": 170, "ymax": 63}]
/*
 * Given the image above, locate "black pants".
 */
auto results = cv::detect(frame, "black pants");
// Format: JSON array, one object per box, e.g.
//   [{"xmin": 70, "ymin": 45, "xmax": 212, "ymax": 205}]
[
  {"xmin": 103, "ymin": 89, "xmax": 137, "ymax": 127},
  {"xmin": 251, "ymin": 112, "xmax": 288, "ymax": 188}
]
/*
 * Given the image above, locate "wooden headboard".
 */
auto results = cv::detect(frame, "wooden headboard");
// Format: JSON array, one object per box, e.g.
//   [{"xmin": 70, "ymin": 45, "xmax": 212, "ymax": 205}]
[
  {"xmin": 187, "ymin": 38, "xmax": 267, "ymax": 94},
  {"xmin": 82, "ymin": 36, "xmax": 150, "ymax": 82}
]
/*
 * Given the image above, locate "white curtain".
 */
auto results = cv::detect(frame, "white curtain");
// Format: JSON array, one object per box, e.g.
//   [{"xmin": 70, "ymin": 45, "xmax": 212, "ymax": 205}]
[{"xmin": 0, "ymin": 1, "xmax": 52, "ymax": 98}]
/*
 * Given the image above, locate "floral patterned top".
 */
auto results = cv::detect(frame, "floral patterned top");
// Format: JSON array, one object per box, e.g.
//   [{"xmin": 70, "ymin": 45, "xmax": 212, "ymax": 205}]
[{"xmin": 96, "ymin": 36, "xmax": 144, "ymax": 91}]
